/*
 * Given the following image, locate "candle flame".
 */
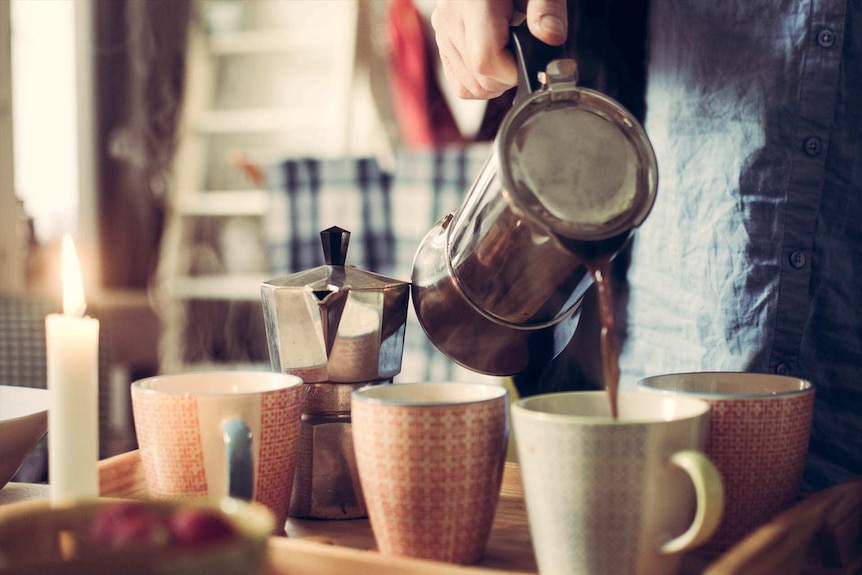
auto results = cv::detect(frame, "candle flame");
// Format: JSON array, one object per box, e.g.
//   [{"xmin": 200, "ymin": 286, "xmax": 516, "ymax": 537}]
[{"xmin": 61, "ymin": 234, "xmax": 87, "ymax": 317}]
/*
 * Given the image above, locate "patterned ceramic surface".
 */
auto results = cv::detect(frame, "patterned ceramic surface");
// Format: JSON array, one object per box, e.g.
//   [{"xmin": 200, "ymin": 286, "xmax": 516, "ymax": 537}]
[
  {"xmin": 638, "ymin": 372, "xmax": 815, "ymax": 550},
  {"xmin": 351, "ymin": 382, "xmax": 509, "ymax": 564},
  {"xmin": 131, "ymin": 372, "xmax": 303, "ymax": 530},
  {"xmin": 512, "ymin": 391, "xmax": 723, "ymax": 575}
]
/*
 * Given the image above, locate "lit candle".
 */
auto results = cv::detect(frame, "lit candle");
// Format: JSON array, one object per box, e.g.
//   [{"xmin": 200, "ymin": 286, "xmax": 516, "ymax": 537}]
[{"xmin": 46, "ymin": 234, "xmax": 99, "ymax": 503}]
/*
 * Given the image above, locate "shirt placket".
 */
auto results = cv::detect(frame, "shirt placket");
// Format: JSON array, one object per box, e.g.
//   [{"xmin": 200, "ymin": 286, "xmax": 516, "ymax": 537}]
[{"xmin": 771, "ymin": 0, "xmax": 847, "ymax": 376}]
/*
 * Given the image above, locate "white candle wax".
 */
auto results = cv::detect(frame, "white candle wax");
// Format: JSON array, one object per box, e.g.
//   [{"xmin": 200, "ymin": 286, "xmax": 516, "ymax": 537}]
[{"xmin": 47, "ymin": 235, "xmax": 99, "ymax": 503}]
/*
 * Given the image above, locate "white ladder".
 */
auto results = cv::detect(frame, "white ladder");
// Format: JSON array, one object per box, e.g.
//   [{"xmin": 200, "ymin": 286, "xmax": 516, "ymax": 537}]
[{"xmin": 156, "ymin": 0, "xmax": 362, "ymax": 373}]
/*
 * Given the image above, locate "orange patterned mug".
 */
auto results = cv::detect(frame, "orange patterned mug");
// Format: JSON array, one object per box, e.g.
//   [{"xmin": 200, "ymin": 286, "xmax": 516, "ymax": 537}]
[
  {"xmin": 351, "ymin": 382, "xmax": 509, "ymax": 564},
  {"xmin": 638, "ymin": 372, "xmax": 815, "ymax": 550},
  {"xmin": 131, "ymin": 371, "xmax": 303, "ymax": 532}
]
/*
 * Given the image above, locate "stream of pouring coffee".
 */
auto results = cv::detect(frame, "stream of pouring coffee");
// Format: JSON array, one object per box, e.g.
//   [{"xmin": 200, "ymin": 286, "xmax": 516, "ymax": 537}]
[{"xmin": 588, "ymin": 255, "xmax": 620, "ymax": 419}]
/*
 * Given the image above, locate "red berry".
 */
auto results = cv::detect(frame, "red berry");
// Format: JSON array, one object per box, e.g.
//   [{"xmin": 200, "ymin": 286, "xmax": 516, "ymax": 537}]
[
  {"xmin": 89, "ymin": 502, "xmax": 169, "ymax": 548},
  {"xmin": 168, "ymin": 508, "xmax": 237, "ymax": 546}
]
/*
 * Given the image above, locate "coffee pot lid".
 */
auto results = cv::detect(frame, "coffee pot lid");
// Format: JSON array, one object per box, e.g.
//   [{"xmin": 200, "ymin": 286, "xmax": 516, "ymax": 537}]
[
  {"xmin": 262, "ymin": 226, "xmax": 408, "ymax": 292},
  {"xmin": 498, "ymin": 27, "xmax": 658, "ymax": 242}
]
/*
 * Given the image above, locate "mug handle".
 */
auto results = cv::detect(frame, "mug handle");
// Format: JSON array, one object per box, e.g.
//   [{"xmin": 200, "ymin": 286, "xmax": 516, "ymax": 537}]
[
  {"xmin": 222, "ymin": 419, "xmax": 254, "ymax": 501},
  {"xmin": 660, "ymin": 449, "xmax": 725, "ymax": 554}
]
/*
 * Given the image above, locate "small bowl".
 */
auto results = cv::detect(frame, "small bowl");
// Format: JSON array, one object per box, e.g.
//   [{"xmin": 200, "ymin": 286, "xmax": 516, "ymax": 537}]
[
  {"xmin": 0, "ymin": 386, "xmax": 49, "ymax": 489},
  {"xmin": 0, "ymin": 497, "xmax": 274, "ymax": 574}
]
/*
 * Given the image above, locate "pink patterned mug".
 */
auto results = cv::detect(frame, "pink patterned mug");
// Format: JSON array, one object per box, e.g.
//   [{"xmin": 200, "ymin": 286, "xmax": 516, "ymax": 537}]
[
  {"xmin": 351, "ymin": 382, "xmax": 509, "ymax": 564},
  {"xmin": 638, "ymin": 372, "xmax": 815, "ymax": 551},
  {"xmin": 131, "ymin": 371, "xmax": 304, "ymax": 533}
]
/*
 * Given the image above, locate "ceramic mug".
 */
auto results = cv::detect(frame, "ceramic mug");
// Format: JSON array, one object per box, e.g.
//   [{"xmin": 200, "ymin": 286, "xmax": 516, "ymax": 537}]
[
  {"xmin": 351, "ymin": 382, "xmax": 509, "ymax": 564},
  {"xmin": 131, "ymin": 371, "xmax": 304, "ymax": 532},
  {"xmin": 638, "ymin": 371, "xmax": 815, "ymax": 550},
  {"xmin": 512, "ymin": 391, "xmax": 724, "ymax": 575}
]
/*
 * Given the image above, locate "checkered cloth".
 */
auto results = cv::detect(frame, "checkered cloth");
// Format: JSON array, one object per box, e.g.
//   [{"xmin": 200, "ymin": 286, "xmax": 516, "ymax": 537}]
[
  {"xmin": 0, "ymin": 294, "xmax": 58, "ymax": 391},
  {"xmin": 0, "ymin": 294, "xmax": 116, "ymax": 482},
  {"xmin": 266, "ymin": 144, "xmax": 499, "ymax": 383}
]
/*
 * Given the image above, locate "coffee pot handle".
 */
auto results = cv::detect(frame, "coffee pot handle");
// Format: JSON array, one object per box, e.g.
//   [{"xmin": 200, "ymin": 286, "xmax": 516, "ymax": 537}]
[
  {"xmin": 222, "ymin": 419, "xmax": 254, "ymax": 501},
  {"xmin": 509, "ymin": 22, "xmax": 567, "ymax": 107},
  {"xmin": 661, "ymin": 450, "xmax": 725, "ymax": 553}
]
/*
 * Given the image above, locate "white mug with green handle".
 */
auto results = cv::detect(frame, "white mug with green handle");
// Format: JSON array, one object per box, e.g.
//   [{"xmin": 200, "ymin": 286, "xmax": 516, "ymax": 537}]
[{"xmin": 512, "ymin": 391, "xmax": 724, "ymax": 575}]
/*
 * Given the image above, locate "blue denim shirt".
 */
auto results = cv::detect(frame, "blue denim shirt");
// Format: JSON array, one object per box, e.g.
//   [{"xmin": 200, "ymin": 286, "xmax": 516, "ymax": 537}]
[{"xmin": 618, "ymin": 0, "xmax": 861, "ymax": 491}]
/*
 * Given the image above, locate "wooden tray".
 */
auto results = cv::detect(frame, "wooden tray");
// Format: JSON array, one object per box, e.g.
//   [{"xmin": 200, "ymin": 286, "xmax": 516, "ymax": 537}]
[
  {"xmin": 97, "ymin": 451, "xmax": 862, "ymax": 575},
  {"xmin": 98, "ymin": 450, "xmax": 535, "ymax": 574}
]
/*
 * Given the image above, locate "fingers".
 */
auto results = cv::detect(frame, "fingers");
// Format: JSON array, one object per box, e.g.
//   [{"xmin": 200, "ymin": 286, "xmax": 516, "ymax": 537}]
[
  {"xmin": 435, "ymin": 31, "xmax": 513, "ymax": 99},
  {"xmin": 524, "ymin": 0, "xmax": 568, "ymax": 46},
  {"xmin": 430, "ymin": 0, "xmax": 569, "ymax": 100},
  {"xmin": 431, "ymin": 0, "xmax": 519, "ymax": 100}
]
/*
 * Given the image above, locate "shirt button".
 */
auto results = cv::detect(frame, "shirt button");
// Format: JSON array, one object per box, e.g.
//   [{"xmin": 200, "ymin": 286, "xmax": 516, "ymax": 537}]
[
  {"xmin": 775, "ymin": 363, "xmax": 790, "ymax": 376},
  {"xmin": 789, "ymin": 250, "xmax": 808, "ymax": 269},
  {"xmin": 817, "ymin": 29, "xmax": 836, "ymax": 48},
  {"xmin": 804, "ymin": 137, "xmax": 822, "ymax": 156}
]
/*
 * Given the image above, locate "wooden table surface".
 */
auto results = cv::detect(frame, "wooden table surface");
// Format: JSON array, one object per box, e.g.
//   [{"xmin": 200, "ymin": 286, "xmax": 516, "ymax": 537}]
[{"xmin": 2, "ymin": 450, "xmax": 860, "ymax": 575}]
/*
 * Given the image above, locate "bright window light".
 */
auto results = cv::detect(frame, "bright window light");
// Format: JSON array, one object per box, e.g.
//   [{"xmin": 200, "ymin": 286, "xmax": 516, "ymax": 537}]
[{"xmin": 11, "ymin": 0, "xmax": 78, "ymax": 244}]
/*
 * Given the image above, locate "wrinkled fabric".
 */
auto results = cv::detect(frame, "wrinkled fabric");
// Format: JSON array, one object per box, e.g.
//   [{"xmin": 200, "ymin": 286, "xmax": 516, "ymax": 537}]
[{"xmin": 619, "ymin": 0, "xmax": 862, "ymax": 491}]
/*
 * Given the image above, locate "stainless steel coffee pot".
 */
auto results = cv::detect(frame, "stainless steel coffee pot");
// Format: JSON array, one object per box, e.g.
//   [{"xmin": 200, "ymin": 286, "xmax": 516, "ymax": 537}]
[
  {"xmin": 411, "ymin": 26, "xmax": 658, "ymax": 376},
  {"xmin": 261, "ymin": 227, "xmax": 409, "ymax": 519}
]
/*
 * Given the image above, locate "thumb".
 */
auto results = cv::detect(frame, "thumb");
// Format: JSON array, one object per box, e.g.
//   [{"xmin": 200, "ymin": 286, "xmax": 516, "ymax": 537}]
[{"xmin": 524, "ymin": 0, "xmax": 568, "ymax": 46}]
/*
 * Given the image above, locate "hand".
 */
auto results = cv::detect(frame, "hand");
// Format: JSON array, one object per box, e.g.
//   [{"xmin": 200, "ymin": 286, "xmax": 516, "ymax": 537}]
[{"xmin": 431, "ymin": 0, "xmax": 568, "ymax": 100}]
